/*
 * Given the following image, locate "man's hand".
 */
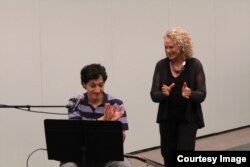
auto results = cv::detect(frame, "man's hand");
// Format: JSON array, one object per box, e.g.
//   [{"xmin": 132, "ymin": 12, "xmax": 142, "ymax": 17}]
[
  {"xmin": 162, "ymin": 83, "xmax": 175, "ymax": 96},
  {"xmin": 100, "ymin": 103, "xmax": 124, "ymax": 121}
]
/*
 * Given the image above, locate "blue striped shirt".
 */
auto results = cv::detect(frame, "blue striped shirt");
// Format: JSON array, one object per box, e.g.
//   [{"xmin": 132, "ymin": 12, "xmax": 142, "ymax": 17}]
[{"xmin": 68, "ymin": 93, "xmax": 129, "ymax": 131}]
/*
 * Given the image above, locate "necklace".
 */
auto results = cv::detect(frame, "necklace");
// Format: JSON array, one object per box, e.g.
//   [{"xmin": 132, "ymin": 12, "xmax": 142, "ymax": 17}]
[{"xmin": 170, "ymin": 61, "xmax": 186, "ymax": 73}]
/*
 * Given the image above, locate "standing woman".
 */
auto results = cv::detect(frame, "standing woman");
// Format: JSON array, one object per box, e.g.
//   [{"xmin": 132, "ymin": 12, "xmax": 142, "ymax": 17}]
[{"xmin": 150, "ymin": 27, "xmax": 206, "ymax": 167}]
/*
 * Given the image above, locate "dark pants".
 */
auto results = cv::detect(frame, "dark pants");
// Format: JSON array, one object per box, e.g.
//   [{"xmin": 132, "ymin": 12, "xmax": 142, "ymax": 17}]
[{"xmin": 159, "ymin": 121, "xmax": 198, "ymax": 167}]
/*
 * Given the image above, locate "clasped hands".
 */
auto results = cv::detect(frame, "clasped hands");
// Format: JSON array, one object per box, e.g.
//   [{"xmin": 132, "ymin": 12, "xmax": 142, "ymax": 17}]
[
  {"xmin": 162, "ymin": 82, "xmax": 191, "ymax": 99},
  {"xmin": 98, "ymin": 103, "xmax": 125, "ymax": 121}
]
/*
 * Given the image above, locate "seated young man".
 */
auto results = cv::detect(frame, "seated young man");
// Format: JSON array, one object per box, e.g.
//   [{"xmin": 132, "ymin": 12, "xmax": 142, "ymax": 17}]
[{"xmin": 61, "ymin": 64, "xmax": 131, "ymax": 167}]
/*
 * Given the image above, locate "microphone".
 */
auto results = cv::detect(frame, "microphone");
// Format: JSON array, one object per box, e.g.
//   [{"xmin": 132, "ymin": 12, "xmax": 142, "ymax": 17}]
[{"xmin": 72, "ymin": 95, "xmax": 84, "ymax": 110}]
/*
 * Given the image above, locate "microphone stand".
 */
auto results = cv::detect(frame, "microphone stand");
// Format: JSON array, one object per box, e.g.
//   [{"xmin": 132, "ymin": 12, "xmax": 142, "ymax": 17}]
[
  {"xmin": 0, "ymin": 105, "xmax": 68, "ymax": 109},
  {"xmin": 0, "ymin": 104, "xmax": 69, "ymax": 115}
]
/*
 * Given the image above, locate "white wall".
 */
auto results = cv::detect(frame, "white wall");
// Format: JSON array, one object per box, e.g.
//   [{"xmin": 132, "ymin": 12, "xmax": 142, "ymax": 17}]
[{"xmin": 0, "ymin": 0, "xmax": 250, "ymax": 166}]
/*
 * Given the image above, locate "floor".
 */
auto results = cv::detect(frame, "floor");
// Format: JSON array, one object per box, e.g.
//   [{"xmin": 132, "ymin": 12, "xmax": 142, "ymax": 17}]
[{"xmin": 126, "ymin": 126, "xmax": 250, "ymax": 166}]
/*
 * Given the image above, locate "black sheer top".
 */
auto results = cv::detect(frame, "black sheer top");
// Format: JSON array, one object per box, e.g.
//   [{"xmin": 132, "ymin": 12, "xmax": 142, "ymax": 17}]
[{"xmin": 150, "ymin": 57, "xmax": 206, "ymax": 128}]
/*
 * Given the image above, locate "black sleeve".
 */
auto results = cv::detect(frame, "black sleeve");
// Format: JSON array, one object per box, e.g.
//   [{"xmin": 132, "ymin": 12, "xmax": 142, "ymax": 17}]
[
  {"xmin": 150, "ymin": 61, "xmax": 169, "ymax": 103},
  {"xmin": 189, "ymin": 59, "xmax": 206, "ymax": 103}
]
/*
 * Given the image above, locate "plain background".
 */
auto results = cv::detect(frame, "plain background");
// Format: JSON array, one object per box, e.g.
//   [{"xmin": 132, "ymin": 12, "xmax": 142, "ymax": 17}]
[{"xmin": 0, "ymin": 0, "xmax": 250, "ymax": 166}]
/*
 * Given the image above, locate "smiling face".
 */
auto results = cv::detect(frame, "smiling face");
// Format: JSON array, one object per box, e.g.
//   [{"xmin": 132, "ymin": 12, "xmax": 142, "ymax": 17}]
[
  {"xmin": 80, "ymin": 64, "xmax": 107, "ymax": 104},
  {"xmin": 83, "ymin": 75, "xmax": 104, "ymax": 103},
  {"xmin": 164, "ymin": 37, "xmax": 181, "ymax": 61}
]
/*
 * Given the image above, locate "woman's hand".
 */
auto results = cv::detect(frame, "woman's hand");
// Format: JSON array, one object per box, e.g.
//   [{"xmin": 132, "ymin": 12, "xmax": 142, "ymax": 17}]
[
  {"xmin": 182, "ymin": 82, "xmax": 191, "ymax": 99},
  {"xmin": 162, "ymin": 83, "xmax": 175, "ymax": 96}
]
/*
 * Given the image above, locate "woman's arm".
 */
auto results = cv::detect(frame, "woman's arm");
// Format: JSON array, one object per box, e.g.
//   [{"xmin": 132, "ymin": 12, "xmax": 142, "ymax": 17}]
[
  {"xmin": 189, "ymin": 59, "xmax": 206, "ymax": 103},
  {"xmin": 150, "ymin": 63, "xmax": 169, "ymax": 102}
]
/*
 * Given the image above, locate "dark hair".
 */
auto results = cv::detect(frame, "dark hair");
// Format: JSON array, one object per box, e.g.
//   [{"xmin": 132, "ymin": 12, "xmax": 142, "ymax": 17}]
[{"xmin": 80, "ymin": 64, "xmax": 108, "ymax": 84}]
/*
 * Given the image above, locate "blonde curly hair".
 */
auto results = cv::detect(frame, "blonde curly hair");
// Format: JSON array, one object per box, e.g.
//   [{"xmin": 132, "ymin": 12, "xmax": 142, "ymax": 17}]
[{"xmin": 164, "ymin": 27, "xmax": 193, "ymax": 59}]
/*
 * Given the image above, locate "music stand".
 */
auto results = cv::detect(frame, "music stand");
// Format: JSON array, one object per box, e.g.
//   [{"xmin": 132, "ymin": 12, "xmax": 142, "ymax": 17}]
[{"xmin": 44, "ymin": 119, "xmax": 124, "ymax": 167}]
